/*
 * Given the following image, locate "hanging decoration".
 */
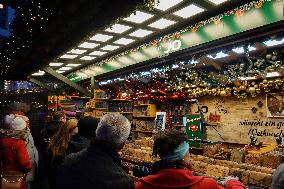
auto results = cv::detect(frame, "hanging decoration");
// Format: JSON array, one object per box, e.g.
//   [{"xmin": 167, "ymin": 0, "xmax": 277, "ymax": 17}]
[{"xmin": 99, "ymin": 47, "xmax": 284, "ymax": 99}]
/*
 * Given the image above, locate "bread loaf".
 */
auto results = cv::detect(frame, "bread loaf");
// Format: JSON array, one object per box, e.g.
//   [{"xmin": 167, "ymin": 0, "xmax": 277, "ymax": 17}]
[
  {"xmin": 245, "ymin": 154, "xmax": 261, "ymax": 166},
  {"xmin": 249, "ymin": 171, "xmax": 272, "ymax": 188},
  {"xmin": 261, "ymin": 152, "xmax": 282, "ymax": 169},
  {"xmin": 205, "ymin": 165, "xmax": 229, "ymax": 178}
]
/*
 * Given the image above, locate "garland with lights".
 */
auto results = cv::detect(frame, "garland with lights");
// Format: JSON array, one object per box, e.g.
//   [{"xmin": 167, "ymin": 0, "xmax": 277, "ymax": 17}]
[{"xmin": 99, "ymin": 45, "xmax": 284, "ymax": 99}]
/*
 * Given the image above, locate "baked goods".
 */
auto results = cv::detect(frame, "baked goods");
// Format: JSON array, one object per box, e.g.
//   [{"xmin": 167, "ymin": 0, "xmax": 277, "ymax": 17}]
[
  {"xmin": 261, "ymin": 152, "xmax": 282, "ymax": 169},
  {"xmin": 203, "ymin": 145, "xmax": 220, "ymax": 157},
  {"xmin": 203, "ymin": 157, "xmax": 216, "ymax": 165},
  {"xmin": 240, "ymin": 170, "xmax": 250, "ymax": 185},
  {"xmin": 230, "ymin": 148, "xmax": 246, "ymax": 163},
  {"xmin": 249, "ymin": 171, "xmax": 273, "ymax": 188},
  {"xmin": 205, "ymin": 165, "xmax": 230, "ymax": 178},
  {"xmin": 245, "ymin": 154, "xmax": 262, "ymax": 166},
  {"xmin": 190, "ymin": 161, "xmax": 207, "ymax": 174}
]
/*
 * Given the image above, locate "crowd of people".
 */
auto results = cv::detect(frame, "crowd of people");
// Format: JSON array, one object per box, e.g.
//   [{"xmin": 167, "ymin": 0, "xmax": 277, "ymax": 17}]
[{"xmin": 0, "ymin": 109, "xmax": 284, "ymax": 189}]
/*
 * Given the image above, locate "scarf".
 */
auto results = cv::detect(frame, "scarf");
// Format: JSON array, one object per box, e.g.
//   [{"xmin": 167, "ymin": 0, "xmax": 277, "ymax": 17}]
[
  {"xmin": 160, "ymin": 141, "xmax": 189, "ymax": 161},
  {"xmin": 0, "ymin": 128, "xmax": 28, "ymax": 140}
]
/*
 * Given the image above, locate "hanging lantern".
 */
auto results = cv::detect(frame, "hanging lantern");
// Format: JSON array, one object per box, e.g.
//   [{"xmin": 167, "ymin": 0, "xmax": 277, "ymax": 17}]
[
  {"xmin": 220, "ymin": 90, "xmax": 227, "ymax": 97},
  {"xmin": 239, "ymin": 85, "xmax": 247, "ymax": 91},
  {"xmin": 248, "ymin": 87, "xmax": 256, "ymax": 93}
]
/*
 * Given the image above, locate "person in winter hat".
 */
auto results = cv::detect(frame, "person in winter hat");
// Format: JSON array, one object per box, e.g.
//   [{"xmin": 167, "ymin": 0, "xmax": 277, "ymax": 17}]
[
  {"xmin": 2, "ymin": 114, "xmax": 38, "ymax": 189},
  {"xmin": 4, "ymin": 114, "xmax": 27, "ymax": 130},
  {"xmin": 17, "ymin": 115, "xmax": 39, "ymax": 189},
  {"xmin": 0, "ymin": 114, "xmax": 32, "ymax": 189},
  {"xmin": 135, "ymin": 130, "xmax": 247, "ymax": 189}
]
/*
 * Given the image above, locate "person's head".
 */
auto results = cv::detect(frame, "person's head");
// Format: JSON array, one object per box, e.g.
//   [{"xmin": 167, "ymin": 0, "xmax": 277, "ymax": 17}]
[
  {"xmin": 49, "ymin": 119, "xmax": 78, "ymax": 157},
  {"xmin": 153, "ymin": 130, "xmax": 189, "ymax": 161},
  {"xmin": 77, "ymin": 116, "xmax": 99, "ymax": 138},
  {"xmin": 52, "ymin": 111, "xmax": 66, "ymax": 123},
  {"xmin": 4, "ymin": 114, "xmax": 28, "ymax": 131},
  {"xmin": 9, "ymin": 102, "xmax": 30, "ymax": 114},
  {"xmin": 96, "ymin": 113, "xmax": 131, "ymax": 150}
]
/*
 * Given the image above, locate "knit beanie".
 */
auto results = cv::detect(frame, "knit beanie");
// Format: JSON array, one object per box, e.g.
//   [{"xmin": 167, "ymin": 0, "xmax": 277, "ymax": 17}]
[{"xmin": 4, "ymin": 114, "xmax": 27, "ymax": 131}]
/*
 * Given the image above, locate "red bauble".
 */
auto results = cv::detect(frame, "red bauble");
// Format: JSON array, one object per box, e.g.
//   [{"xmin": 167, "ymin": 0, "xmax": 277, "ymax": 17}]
[{"xmin": 189, "ymin": 124, "xmax": 198, "ymax": 131}]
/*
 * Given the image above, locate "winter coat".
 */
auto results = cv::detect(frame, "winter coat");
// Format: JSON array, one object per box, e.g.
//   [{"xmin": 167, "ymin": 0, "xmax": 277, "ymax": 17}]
[
  {"xmin": 272, "ymin": 163, "xmax": 284, "ymax": 189},
  {"xmin": 47, "ymin": 149, "xmax": 65, "ymax": 189},
  {"xmin": 66, "ymin": 134, "xmax": 92, "ymax": 155},
  {"xmin": 56, "ymin": 140, "xmax": 135, "ymax": 189},
  {"xmin": 135, "ymin": 168, "xmax": 246, "ymax": 189},
  {"xmin": 0, "ymin": 137, "xmax": 32, "ymax": 189},
  {"xmin": 40, "ymin": 121, "xmax": 62, "ymax": 153},
  {"xmin": 25, "ymin": 131, "xmax": 39, "ymax": 182}
]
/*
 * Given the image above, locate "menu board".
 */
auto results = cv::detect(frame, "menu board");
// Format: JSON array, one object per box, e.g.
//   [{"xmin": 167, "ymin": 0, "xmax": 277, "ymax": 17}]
[{"xmin": 154, "ymin": 112, "xmax": 166, "ymax": 131}]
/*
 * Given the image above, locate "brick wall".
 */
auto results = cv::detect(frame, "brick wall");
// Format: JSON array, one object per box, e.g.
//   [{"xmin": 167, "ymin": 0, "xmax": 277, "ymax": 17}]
[{"xmin": 197, "ymin": 94, "xmax": 284, "ymax": 144}]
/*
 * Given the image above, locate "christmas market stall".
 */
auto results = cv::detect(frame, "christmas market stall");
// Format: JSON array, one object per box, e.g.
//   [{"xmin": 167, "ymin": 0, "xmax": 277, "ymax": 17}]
[{"xmin": 12, "ymin": 0, "xmax": 284, "ymax": 188}]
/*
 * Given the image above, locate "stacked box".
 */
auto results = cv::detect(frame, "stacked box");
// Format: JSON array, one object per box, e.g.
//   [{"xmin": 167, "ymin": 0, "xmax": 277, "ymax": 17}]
[
  {"xmin": 230, "ymin": 148, "xmax": 246, "ymax": 163},
  {"xmin": 245, "ymin": 154, "xmax": 262, "ymax": 166},
  {"xmin": 261, "ymin": 152, "xmax": 282, "ymax": 169},
  {"xmin": 240, "ymin": 170, "xmax": 250, "ymax": 185},
  {"xmin": 203, "ymin": 157, "xmax": 216, "ymax": 165},
  {"xmin": 205, "ymin": 165, "xmax": 230, "ymax": 178},
  {"xmin": 249, "ymin": 171, "xmax": 273, "ymax": 188},
  {"xmin": 203, "ymin": 145, "xmax": 220, "ymax": 157},
  {"xmin": 190, "ymin": 161, "xmax": 207, "ymax": 174}
]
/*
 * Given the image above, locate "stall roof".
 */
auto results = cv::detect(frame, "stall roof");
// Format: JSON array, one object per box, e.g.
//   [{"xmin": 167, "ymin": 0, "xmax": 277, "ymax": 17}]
[
  {"xmin": 44, "ymin": 0, "xmax": 225, "ymax": 75},
  {"xmin": 61, "ymin": 0, "xmax": 283, "ymax": 82},
  {"xmin": 2, "ymin": 0, "xmax": 283, "ymax": 81},
  {"xmin": 29, "ymin": 0, "xmax": 259, "ymax": 79}
]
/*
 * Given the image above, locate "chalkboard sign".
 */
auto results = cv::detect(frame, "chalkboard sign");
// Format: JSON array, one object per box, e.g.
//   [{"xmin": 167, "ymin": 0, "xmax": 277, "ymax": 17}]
[{"xmin": 154, "ymin": 112, "xmax": 166, "ymax": 131}]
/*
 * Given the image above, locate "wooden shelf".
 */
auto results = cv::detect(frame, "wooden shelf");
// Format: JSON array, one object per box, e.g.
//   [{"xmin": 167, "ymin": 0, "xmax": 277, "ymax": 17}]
[
  {"xmin": 134, "ymin": 104, "xmax": 151, "ymax": 107},
  {"xmin": 88, "ymin": 107, "xmax": 108, "ymax": 110},
  {"xmin": 132, "ymin": 130, "xmax": 154, "ymax": 133},
  {"xmin": 108, "ymin": 99, "xmax": 132, "ymax": 102},
  {"xmin": 133, "ymin": 116, "xmax": 156, "ymax": 118},
  {"xmin": 71, "ymin": 96, "xmax": 91, "ymax": 99},
  {"xmin": 107, "ymin": 112, "xmax": 133, "ymax": 114}
]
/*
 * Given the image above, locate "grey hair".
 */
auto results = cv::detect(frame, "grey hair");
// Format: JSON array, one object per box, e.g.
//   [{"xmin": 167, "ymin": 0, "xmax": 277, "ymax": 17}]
[{"xmin": 96, "ymin": 113, "xmax": 131, "ymax": 148}]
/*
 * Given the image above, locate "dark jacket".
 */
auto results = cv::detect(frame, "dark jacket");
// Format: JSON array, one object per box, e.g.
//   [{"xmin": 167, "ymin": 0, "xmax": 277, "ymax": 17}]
[
  {"xmin": 47, "ymin": 149, "xmax": 64, "ymax": 189},
  {"xmin": 45, "ymin": 121, "xmax": 62, "ymax": 139},
  {"xmin": 272, "ymin": 163, "xmax": 284, "ymax": 189},
  {"xmin": 57, "ymin": 140, "xmax": 134, "ymax": 189},
  {"xmin": 66, "ymin": 134, "xmax": 92, "ymax": 155}
]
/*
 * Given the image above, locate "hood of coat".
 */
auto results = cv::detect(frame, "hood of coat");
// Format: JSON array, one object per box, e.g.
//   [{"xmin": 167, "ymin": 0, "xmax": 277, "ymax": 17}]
[
  {"xmin": 139, "ymin": 168, "xmax": 205, "ymax": 188},
  {"xmin": 0, "ymin": 137, "xmax": 25, "ymax": 148},
  {"xmin": 70, "ymin": 135, "xmax": 91, "ymax": 148}
]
